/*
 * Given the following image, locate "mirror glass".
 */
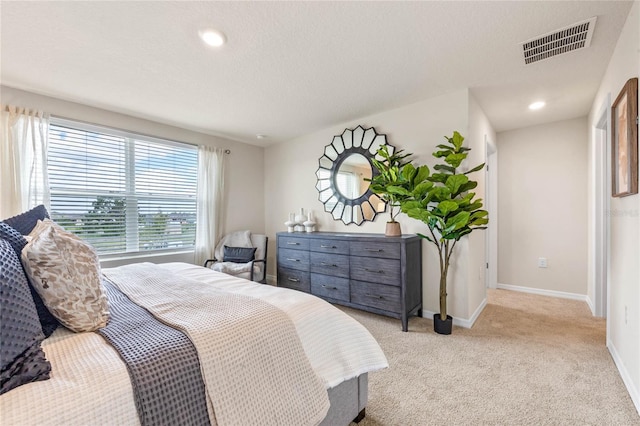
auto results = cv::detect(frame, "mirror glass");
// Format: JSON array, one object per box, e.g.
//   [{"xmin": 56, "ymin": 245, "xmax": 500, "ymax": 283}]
[
  {"xmin": 335, "ymin": 154, "xmax": 372, "ymax": 199},
  {"xmin": 315, "ymin": 125, "xmax": 391, "ymax": 226}
]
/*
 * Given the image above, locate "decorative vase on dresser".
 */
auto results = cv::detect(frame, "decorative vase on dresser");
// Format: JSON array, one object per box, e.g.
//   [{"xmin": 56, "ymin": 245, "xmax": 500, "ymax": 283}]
[{"xmin": 276, "ymin": 231, "xmax": 422, "ymax": 332}]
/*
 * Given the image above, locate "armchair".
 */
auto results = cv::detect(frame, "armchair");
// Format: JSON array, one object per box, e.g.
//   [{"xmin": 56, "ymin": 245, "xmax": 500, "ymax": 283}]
[{"xmin": 203, "ymin": 231, "xmax": 268, "ymax": 283}]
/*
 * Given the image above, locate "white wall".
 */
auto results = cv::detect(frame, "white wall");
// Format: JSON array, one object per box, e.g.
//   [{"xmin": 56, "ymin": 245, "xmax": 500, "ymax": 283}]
[
  {"xmin": 497, "ymin": 117, "xmax": 589, "ymax": 296},
  {"xmin": 265, "ymin": 89, "xmax": 491, "ymax": 324},
  {"xmin": 1, "ymin": 86, "xmax": 265, "ymax": 267},
  {"xmin": 587, "ymin": 0, "xmax": 640, "ymax": 413},
  {"xmin": 467, "ymin": 93, "xmax": 496, "ymax": 319}
]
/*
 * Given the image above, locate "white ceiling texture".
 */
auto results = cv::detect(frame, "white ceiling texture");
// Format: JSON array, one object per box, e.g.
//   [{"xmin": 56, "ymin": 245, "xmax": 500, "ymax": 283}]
[{"xmin": 0, "ymin": 1, "xmax": 634, "ymax": 146}]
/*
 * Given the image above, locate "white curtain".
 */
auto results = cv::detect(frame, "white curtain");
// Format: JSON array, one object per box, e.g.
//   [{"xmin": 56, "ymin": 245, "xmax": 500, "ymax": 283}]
[
  {"xmin": 195, "ymin": 146, "xmax": 226, "ymax": 266},
  {"xmin": 0, "ymin": 105, "xmax": 50, "ymax": 218}
]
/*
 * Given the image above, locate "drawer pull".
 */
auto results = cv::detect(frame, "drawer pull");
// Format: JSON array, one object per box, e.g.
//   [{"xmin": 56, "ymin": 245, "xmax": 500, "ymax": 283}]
[
  {"xmin": 286, "ymin": 258, "xmax": 300, "ymax": 262},
  {"xmin": 365, "ymin": 293, "xmax": 384, "ymax": 299},
  {"xmin": 320, "ymin": 262, "xmax": 338, "ymax": 267},
  {"xmin": 320, "ymin": 245, "xmax": 337, "ymax": 249},
  {"xmin": 322, "ymin": 285, "xmax": 338, "ymax": 290},
  {"xmin": 365, "ymin": 248, "xmax": 383, "ymax": 252},
  {"xmin": 287, "ymin": 242, "xmax": 300, "ymax": 245},
  {"xmin": 365, "ymin": 268, "xmax": 385, "ymax": 274},
  {"xmin": 288, "ymin": 278, "xmax": 300, "ymax": 283}
]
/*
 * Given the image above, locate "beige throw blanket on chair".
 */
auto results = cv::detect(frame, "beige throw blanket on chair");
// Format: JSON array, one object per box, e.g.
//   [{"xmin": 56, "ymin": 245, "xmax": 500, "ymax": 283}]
[{"xmin": 103, "ymin": 263, "xmax": 329, "ymax": 426}]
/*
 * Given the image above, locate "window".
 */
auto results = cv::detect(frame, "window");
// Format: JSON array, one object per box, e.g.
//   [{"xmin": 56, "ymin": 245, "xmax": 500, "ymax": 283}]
[{"xmin": 47, "ymin": 118, "xmax": 198, "ymax": 256}]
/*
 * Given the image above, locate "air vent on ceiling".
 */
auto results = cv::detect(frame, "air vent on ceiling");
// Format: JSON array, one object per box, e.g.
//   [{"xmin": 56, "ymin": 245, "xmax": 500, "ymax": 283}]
[{"xmin": 521, "ymin": 17, "xmax": 597, "ymax": 65}]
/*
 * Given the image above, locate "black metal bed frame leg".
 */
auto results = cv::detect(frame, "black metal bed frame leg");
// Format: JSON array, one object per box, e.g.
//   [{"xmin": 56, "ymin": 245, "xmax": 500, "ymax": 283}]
[{"xmin": 353, "ymin": 408, "xmax": 366, "ymax": 423}]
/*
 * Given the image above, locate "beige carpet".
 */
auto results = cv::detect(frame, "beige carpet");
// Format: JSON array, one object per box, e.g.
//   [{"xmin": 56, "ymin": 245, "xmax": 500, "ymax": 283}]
[{"xmin": 345, "ymin": 289, "xmax": 639, "ymax": 425}]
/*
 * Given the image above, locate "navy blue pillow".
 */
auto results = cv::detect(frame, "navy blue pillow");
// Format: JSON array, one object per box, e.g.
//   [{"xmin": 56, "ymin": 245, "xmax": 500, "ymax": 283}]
[
  {"xmin": 3, "ymin": 205, "xmax": 50, "ymax": 236},
  {"xmin": 223, "ymin": 246, "xmax": 257, "ymax": 263},
  {"xmin": 0, "ymin": 239, "xmax": 51, "ymax": 395},
  {"xmin": 0, "ymin": 217, "xmax": 59, "ymax": 337},
  {"xmin": 0, "ymin": 222, "xmax": 27, "ymax": 254}
]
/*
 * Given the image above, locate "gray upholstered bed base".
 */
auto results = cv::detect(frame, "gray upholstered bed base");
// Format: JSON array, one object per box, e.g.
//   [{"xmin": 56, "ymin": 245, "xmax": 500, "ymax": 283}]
[{"xmin": 320, "ymin": 373, "xmax": 368, "ymax": 425}]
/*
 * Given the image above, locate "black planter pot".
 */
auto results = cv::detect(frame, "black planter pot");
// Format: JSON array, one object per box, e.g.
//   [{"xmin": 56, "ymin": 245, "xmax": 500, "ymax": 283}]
[{"xmin": 433, "ymin": 313, "xmax": 453, "ymax": 335}]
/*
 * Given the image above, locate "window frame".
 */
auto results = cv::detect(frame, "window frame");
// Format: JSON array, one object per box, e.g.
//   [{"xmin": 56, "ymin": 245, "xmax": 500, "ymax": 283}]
[{"xmin": 47, "ymin": 117, "xmax": 198, "ymax": 260}]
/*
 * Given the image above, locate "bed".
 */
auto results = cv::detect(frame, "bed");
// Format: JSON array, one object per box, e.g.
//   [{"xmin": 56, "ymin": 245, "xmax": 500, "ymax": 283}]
[{"xmin": 0, "ymin": 249, "xmax": 388, "ymax": 426}]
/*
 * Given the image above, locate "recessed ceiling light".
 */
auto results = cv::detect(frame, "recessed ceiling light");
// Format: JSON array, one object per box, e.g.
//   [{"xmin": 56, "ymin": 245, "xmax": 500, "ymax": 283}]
[
  {"xmin": 528, "ymin": 101, "xmax": 546, "ymax": 110},
  {"xmin": 256, "ymin": 134, "xmax": 268, "ymax": 140},
  {"xmin": 199, "ymin": 29, "xmax": 226, "ymax": 47}
]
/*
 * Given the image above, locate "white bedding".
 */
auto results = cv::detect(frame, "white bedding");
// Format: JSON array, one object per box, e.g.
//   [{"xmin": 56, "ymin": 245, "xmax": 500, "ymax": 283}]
[{"xmin": 0, "ymin": 262, "xmax": 388, "ymax": 426}]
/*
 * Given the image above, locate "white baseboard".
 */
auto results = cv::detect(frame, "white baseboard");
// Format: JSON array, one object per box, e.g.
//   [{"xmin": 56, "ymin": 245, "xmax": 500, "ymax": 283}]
[
  {"xmin": 585, "ymin": 295, "xmax": 595, "ymax": 316},
  {"xmin": 607, "ymin": 339, "xmax": 640, "ymax": 415},
  {"xmin": 497, "ymin": 283, "xmax": 588, "ymax": 302},
  {"xmin": 422, "ymin": 297, "xmax": 487, "ymax": 329}
]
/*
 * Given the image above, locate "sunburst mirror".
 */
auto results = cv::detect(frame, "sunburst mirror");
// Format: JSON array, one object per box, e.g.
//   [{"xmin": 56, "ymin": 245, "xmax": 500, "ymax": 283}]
[{"xmin": 315, "ymin": 125, "xmax": 392, "ymax": 225}]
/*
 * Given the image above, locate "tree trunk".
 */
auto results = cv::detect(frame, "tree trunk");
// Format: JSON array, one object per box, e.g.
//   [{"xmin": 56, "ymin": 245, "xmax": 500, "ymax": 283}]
[{"xmin": 440, "ymin": 255, "xmax": 448, "ymax": 320}]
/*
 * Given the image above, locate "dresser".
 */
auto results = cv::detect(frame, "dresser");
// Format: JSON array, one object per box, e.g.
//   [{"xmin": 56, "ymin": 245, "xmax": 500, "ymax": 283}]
[{"xmin": 277, "ymin": 231, "xmax": 422, "ymax": 331}]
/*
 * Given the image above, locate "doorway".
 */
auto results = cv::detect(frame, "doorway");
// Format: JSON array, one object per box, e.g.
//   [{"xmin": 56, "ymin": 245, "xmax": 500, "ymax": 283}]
[{"xmin": 485, "ymin": 135, "xmax": 498, "ymax": 289}]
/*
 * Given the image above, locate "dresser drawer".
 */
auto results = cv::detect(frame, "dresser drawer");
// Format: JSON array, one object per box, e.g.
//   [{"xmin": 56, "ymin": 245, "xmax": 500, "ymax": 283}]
[
  {"xmin": 309, "ymin": 238, "xmax": 350, "ymax": 255},
  {"xmin": 310, "ymin": 273, "xmax": 349, "ymax": 302},
  {"xmin": 351, "ymin": 280, "xmax": 401, "ymax": 313},
  {"xmin": 310, "ymin": 252, "xmax": 350, "ymax": 278},
  {"xmin": 350, "ymin": 256, "xmax": 401, "ymax": 286},
  {"xmin": 278, "ymin": 236, "xmax": 309, "ymax": 251},
  {"xmin": 277, "ymin": 267, "xmax": 310, "ymax": 293},
  {"xmin": 278, "ymin": 248, "xmax": 310, "ymax": 271},
  {"xmin": 350, "ymin": 241, "xmax": 400, "ymax": 259}
]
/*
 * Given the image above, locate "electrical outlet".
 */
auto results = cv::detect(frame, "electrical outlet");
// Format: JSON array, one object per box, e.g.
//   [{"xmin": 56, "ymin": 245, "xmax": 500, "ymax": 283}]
[{"xmin": 538, "ymin": 257, "xmax": 548, "ymax": 268}]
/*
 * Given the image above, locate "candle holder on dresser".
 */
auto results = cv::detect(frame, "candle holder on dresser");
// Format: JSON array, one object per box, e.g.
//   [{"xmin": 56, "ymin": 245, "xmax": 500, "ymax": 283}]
[
  {"xmin": 284, "ymin": 213, "xmax": 296, "ymax": 233},
  {"xmin": 303, "ymin": 211, "xmax": 316, "ymax": 232},
  {"xmin": 294, "ymin": 208, "xmax": 306, "ymax": 232}
]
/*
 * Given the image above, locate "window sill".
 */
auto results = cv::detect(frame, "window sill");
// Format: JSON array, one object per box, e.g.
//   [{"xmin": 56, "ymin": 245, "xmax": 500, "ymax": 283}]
[{"xmin": 100, "ymin": 249, "xmax": 195, "ymax": 269}]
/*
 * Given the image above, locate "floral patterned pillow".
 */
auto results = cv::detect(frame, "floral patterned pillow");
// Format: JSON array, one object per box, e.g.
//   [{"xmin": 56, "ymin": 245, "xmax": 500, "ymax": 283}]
[{"xmin": 21, "ymin": 219, "xmax": 109, "ymax": 332}]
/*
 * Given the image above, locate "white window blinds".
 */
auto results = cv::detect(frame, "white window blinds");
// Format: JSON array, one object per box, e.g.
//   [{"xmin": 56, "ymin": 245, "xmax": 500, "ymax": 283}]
[{"xmin": 47, "ymin": 119, "xmax": 197, "ymax": 256}]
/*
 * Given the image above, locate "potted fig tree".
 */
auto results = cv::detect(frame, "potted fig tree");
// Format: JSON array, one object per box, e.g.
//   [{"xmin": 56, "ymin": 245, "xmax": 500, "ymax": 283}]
[
  {"xmin": 400, "ymin": 131, "xmax": 488, "ymax": 334},
  {"xmin": 366, "ymin": 145, "xmax": 413, "ymax": 236}
]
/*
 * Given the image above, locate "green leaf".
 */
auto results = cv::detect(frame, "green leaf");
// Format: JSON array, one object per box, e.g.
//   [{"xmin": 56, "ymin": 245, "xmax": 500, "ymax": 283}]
[
  {"xmin": 406, "ymin": 208, "xmax": 431, "ymax": 224},
  {"xmin": 458, "ymin": 181, "xmax": 478, "ymax": 193},
  {"xmin": 464, "ymin": 201, "xmax": 484, "ymax": 211},
  {"xmin": 450, "ymin": 228, "xmax": 473, "ymax": 241},
  {"xmin": 445, "ymin": 153, "xmax": 467, "ymax": 168},
  {"xmin": 400, "ymin": 200, "xmax": 420, "ymax": 210},
  {"xmin": 464, "ymin": 163, "xmax": 485, "ymax": 175},
  {"xmin": 429, "ymin": 186, "xmax": 452, "ymax": 202},
  {"xmin": 451, "ymin": 131, "xmax": 465, "ymax": 150},
  {"xmin": 413, "ymin": 165, "xmax": 430, "ymax": 185},
  {"xmin": 457, "ymin": 192, "xmax": 475, "ymax": 208},
  {"xmin": 470, "ymin": 210, "xmax": 488, "ymax": 220},
  {"xmin": 413, "ymin": 181, "xmax": 433, "ymax": 197},
  {"xmin": 445, "ymin": 174, "xmax": 469, "ymax": 194},
  {"xmin": 429, "ymin": 173, "xmax": 449, "ymax": 183},
  {"xmin": 437, "ymin": 200, "xmax": 459, "ymax": 216},
  {"xmin": 417, "ymin": 233, "xmax": 434, "ymax": 243},
  {"xmin": 470, "ymin": 218, "xmax": 489, "ymax": 227},
  {"xmin": 433, "ymin": 150, "xmax": 450, "ymax": 158},
  {"xmin": 434, "ymin": 164, "xmax": 456, "ymax": 174},
  {"xmin": 387, "ymin": 185, "xmax": 411, "ymax": 196},
  {"xmin": 445, "ymin": 211, "xmax": 470, "ymax": 231},
  {"xmin": 401, "ymin": 163, "xmax": 417, "ymax": 182}
]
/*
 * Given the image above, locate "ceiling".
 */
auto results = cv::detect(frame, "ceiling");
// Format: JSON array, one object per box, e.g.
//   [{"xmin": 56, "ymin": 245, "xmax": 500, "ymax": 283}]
[{"xmin": 0, "ymin": 1, "xmax": 633, "ymax": 147}]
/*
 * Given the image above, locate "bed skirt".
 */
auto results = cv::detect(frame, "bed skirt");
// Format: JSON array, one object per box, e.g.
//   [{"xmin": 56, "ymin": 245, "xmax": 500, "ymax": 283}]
[{"xmin": 322, "ymin": 374, "xmax": 368, "ymax": 425}]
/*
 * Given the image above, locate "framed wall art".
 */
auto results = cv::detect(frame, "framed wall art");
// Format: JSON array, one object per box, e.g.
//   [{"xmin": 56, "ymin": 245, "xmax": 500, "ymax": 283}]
[{"xmin": 611, "ymin": 77, "xmax": 638, "ymax": 197}]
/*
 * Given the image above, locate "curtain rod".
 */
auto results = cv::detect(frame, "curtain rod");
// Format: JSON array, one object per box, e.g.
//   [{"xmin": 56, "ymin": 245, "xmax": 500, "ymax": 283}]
[
  {"xmin": 3, "ymin": 107, "xmax": 232, "ymax": 153},
  {"xmin": 49, "ymin": 114, "xmax": 232, "ymax": 153}
]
